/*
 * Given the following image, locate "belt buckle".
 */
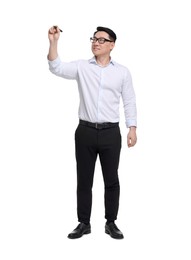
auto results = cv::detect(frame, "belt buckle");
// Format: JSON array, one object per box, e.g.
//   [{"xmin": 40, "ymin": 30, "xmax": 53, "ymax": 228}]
[
  {"xmin": 95, "ymin": 123, "xmax": 105, "ymax": 130},
  {"xmin": 95, "ymin": 123, "xmax": 101, "ymax": 129}
]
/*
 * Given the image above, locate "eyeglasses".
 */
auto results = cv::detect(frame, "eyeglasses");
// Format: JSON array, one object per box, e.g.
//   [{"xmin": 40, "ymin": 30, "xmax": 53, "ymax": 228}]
[{"xmin": 90, "ymin": 37, "xmax": 113, "ymax": 44}]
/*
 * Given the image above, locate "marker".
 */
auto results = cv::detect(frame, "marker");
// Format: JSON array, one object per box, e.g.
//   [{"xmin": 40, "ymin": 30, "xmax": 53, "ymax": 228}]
[{"xmin": 53, "ymin": 26, "xmax": 63, "ymax": 32}]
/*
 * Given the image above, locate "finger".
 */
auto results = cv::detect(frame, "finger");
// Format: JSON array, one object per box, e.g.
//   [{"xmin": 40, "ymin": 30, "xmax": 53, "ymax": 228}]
[
  {"xmin": 128, "ymin": 142, "xmax": 133, "ymax": 147},
  {"xmin": 49, "ymin": 27, "xmax": 55, "ymax": 34},
  {"xmin": 128, "ymin": 138, "xmax": 136, "ymax": 147},
  {"xmin": 127, "ymin": 137, "xmax": 132, "ymax": 147}
]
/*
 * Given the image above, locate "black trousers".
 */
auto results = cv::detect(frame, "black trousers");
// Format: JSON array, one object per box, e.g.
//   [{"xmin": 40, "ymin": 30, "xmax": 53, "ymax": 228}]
[{"xmin": 75, "ymin": 121, "xmax": 121, "ymax": 224}]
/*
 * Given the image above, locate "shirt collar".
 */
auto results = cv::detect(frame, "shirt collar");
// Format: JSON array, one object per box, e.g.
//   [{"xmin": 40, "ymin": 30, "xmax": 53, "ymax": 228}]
[{"xmin": 89, "ymin": 56, "xmax": 115, "ymax": 66}]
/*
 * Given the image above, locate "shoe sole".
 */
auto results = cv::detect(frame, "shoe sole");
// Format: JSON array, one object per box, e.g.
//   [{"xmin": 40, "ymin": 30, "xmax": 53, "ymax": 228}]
[
  {"xmin": 105, "ymin": 229, "xmax": 124, "ymax": 239},
  {"xmin": 68, "ymin": 229, "xmax": 91, "ymax": 239}
]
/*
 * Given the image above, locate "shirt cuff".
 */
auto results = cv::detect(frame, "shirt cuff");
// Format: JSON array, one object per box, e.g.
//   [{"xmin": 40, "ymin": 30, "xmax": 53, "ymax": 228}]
[
  {"xmin": 48, "ymin": 56, "xmax": 61, "ymax": 66},
  {"xmin": 126, "ymin": 120, "xmax": 137, "ymax": 128}
]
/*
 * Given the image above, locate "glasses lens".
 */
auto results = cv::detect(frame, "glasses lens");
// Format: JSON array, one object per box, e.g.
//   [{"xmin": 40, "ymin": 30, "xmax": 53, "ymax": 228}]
[{"xmin": 98, "ymin": 38, "xmax": 105, "ymax": 44}]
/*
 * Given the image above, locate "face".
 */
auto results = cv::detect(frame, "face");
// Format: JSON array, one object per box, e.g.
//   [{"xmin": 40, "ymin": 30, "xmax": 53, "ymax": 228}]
[{"xmin": 91, "ymin": 31, "xmax": 115, "ymax": 57}]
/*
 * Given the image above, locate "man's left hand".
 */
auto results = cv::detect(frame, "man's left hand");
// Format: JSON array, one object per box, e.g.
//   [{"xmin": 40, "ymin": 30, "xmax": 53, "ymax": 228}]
[{"xmin": 127, "ymin": 127, "xmax": 137, "ymax": 147}]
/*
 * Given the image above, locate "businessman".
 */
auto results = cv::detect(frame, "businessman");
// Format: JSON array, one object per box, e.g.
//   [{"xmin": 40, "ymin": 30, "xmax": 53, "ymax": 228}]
[{"xmin": 48, "ymin": 25, "xmax": 137, "ymax": 239}]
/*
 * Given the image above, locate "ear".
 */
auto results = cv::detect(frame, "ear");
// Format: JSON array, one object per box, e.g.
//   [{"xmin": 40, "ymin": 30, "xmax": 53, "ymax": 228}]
[{"xmin": 110, "ymin": 42, "xmax": 115, "ymax": 51}]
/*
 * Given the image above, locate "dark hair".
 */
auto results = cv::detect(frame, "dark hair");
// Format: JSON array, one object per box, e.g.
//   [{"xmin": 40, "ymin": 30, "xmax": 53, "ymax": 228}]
[{"xmin": 94, "ymin": 26, "xmax": 117, "ymax": 42}]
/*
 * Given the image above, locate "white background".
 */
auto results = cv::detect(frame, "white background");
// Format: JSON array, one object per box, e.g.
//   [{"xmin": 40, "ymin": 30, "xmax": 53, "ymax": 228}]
[{"xmin": 0, "ymin": 0, "xmax": 191, "ymax": 259}]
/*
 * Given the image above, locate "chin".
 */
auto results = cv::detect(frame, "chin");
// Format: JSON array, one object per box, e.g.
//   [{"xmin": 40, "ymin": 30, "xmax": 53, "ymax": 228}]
[{"xmin": 93, "ymin": 50, "xmax": 100, "ymax": 55}]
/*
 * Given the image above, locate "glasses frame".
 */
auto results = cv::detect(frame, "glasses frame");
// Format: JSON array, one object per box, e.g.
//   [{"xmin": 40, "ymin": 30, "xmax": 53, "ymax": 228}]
[{"xmin": 90, "ymin": 37, "xmax": 113, "ymax": 44}]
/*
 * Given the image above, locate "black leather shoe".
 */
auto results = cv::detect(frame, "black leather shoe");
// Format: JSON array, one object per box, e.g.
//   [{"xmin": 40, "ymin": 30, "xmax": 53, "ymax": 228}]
[
  {"xmin": 105, "ymin": 222, "xmax": 124, "ymax": 239},
  {"xmin": 68, "ymin": 223, "xmax": 91, "ymax": 239}
]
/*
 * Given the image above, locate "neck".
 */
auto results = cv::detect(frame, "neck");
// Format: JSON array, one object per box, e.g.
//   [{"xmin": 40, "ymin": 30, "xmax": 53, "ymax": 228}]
[{"xmin": 95, "ymin": 55, "xmax": 111, "ymax": 67}]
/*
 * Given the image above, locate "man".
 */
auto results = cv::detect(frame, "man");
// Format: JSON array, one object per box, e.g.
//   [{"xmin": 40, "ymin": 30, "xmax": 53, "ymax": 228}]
[{"xmin": 48, "ymin": 26, "xmax": 137, "ymax": 239}]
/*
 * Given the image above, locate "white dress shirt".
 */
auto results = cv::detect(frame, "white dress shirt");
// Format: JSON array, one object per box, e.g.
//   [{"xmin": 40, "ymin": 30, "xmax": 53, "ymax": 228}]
[{"xmin": 48, "ymin": 56, "xmax": 137, "ymax": 128}]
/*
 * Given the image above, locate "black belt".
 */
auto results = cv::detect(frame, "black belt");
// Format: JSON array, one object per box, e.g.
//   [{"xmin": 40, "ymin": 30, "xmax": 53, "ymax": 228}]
[{"xmin": 79, "ymin": 120, "xmax": 119, "ymax": 130}]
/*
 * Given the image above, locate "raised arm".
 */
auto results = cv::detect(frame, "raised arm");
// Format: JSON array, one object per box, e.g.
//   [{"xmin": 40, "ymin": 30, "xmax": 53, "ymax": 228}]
[{"xmin": 48, "ymin": 26, "xmax": 61, "ymax": 61}]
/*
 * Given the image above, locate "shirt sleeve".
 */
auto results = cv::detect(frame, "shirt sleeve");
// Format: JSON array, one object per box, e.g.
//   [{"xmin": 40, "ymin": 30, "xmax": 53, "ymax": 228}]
[
  {"xmin": 48, "ymin": 56, "xmax": 78, "ymax": 80},
  {"xmin": 121, "ymin": 68, "xmax": 137, "ymax": 128}
]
